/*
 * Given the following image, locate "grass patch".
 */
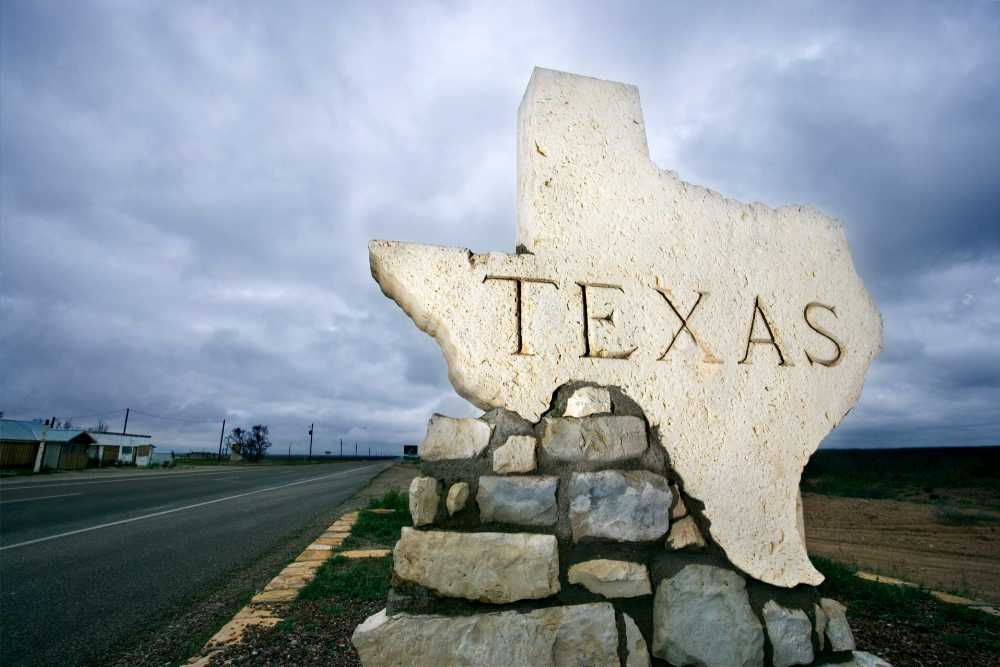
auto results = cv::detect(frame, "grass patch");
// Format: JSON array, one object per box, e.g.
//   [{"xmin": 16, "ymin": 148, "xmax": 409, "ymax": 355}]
[
  {"xmin": 298, "ymin": 555, "xmax": 393, "ymax": 602},
  {"xmin": 813, "ymin": 556, "xmax": 1000, "ymax": 654},
  {"xmin": 801, "ymin": 447, "xmax": 1000, "ymax": 509},
  {"xmin": 367, "ymin": 487, "xmax": 408, "ymax": 512},
  {"xmin": 342, "ymin": 510, "xmax": 411, "ymax": 548}
]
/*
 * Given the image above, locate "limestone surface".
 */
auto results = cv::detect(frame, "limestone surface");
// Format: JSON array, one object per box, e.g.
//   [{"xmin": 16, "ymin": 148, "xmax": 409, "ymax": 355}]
[
  {"xmin": 623, "ymin": 613, "xmax": 650, "ymax": 667},
  {"xmin": 569, "ymin": 470, "xmax": 671, "ymax": 542},
  {"xmin": 446, "ymin": 482, "xmax": 469, "ymax": 515},
  {"xmin": 763, "ymin": 600, "xmax": 814, "ymax": 667},
  {"xmin": 666, "ymin": 516, "xmax": 706, "ymax": 550},
  {"xmin": 420, "ymin": 414, "xmax": 492, "ymax": 461},
  {"xmin": 493, "ymin": 434, "xmax": 537, "ymax": 473},
  {"xmin": 540, "ymin": 415, "xmax": 647, "ymax": 463},
  {"xmin": 820, "ymin": 598, "xmax": 857, "ymax": 651},
  {"xmin": 565, "ymin": 386, "xmax": 611, "ymax": 417},
  {"xmin": 408, "ymin": 476, "xmax": 439, "ymax": 527},
  {"xmin": 476, "ymin": 476, "xmax": 558, "ymax": 526},
  {"xmin": 651, "ymin": 564, "xmax": 764, "ymax": 667},
  {"xmin": 369, "ymin": 67, "xmax": 882, "ymax": 587},
  {"xmin": 352, "ymin": 603, "xmax": 618, "ymax": 666},
  {"xmin": 393, "ymin": 528, "xmax": 560, "ymax": 603},
  {"xmin": 567, "ymin": 559, "xmax": 651, "ymax": 598}
]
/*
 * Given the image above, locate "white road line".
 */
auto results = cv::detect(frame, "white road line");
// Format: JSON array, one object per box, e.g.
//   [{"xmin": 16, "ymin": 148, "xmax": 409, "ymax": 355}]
[
  {"xmin": 0, "ymin": 463, "xmax": 384, "ymax": 551},
  {"xmin": 0, "ymin": 467, "xmax": 295, "ymax": 491},
  {"xmin": 0, "ymin": 492, "xmax": 82, "ymax": 505}
]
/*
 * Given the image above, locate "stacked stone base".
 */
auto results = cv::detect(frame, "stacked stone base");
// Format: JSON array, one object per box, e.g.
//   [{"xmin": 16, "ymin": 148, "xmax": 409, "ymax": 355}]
[{"xmin": 353, "ymin": 384, "xmax": 886, "ymax": 667}]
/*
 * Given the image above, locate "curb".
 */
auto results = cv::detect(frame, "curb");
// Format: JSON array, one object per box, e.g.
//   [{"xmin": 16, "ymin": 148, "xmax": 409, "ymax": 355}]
[
  {"xmin": 185, "ymin": 509, "xmax": 394, "ymax": 666},
  {"xmin": 855, "ymin": 570, "xmax": 1000, "ymax": 617}
]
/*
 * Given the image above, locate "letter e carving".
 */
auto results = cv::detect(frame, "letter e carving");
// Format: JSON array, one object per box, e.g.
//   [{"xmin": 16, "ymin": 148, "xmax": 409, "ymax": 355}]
[{"xmin": 577, "ymin": 282, "xmax": 637, "ymax": 360}]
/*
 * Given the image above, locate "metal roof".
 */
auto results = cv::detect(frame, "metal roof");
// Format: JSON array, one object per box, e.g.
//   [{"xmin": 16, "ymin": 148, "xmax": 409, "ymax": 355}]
[
  {"xmin": 89, "ymin": 432, "xmax": 152, "ymax": 446},
  {"xmin": 1, "ymin": 420, "xmax": 97, "ymax": 444},
  {"xmin": 0, "ymin": 420, "xmax": 38, "ymax": 442}
]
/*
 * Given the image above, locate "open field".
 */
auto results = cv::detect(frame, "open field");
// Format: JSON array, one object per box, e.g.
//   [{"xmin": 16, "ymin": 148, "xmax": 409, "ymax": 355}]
[{"xmin": 802, "ymin": 446, "xmax": 1000, "ymax": 604}]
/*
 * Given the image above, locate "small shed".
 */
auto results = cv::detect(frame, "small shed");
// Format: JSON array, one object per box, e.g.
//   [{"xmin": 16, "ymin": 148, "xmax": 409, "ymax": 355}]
[
  {"xmin": 88, "ymin": 432, "xmax": 155, "ymax": 467},
  {"xmin": 0, "ymin": 420, "xmax": 94, "ymax": 471}
]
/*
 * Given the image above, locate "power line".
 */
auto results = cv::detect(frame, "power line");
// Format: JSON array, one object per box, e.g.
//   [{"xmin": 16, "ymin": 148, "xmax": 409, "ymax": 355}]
[{"xmin": 129, "ymin": 409, "xmax": 222, "ymax": 424}]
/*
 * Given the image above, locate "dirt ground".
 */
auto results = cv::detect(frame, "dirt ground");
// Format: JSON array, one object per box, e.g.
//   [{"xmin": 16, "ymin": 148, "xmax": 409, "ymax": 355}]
[{"xmin": 803, "ymin": 492, "xmax": 1000, "ymax": 604}]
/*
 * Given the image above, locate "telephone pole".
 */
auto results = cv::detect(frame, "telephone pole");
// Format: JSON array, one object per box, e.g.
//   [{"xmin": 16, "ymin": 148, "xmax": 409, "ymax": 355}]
[
  {"xmin": 339, "ymin": 438, "xmax": 343, "ymax": 458},
  {"xmin": 217, "ymin": 418, "xmax": 226, "ymax": 462},
  {"xmin": 308, "ymin": 424, "xmax": 314, "ymax": 462},
  {"xmin": 122, "ymin": 408, "xmax": 130, "ymax": 435}
]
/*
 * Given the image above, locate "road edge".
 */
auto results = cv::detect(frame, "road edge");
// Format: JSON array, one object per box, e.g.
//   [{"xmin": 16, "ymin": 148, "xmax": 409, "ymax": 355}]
[{"xmin": 183, "ymin": 462, "xmax": 409, "ymax": 666}]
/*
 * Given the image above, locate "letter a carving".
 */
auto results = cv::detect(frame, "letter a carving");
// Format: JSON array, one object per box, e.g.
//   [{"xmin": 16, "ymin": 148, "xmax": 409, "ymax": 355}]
[{"xmin": 739, "ymin": 296, "xmax": 790, "ymax": 366}]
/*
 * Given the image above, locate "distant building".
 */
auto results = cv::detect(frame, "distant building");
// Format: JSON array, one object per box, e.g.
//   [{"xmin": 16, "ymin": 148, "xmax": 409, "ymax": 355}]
[
  {"xmin": 0, "ymin": 419, "xmax": 154, "ymax": 471},
  {"xmin": 88, "ymin": 432, "xmax": 155, "ymax": 467},
  {"xmin": 1, "ymin": 420, "xmax": 95, "ymax": 471}
]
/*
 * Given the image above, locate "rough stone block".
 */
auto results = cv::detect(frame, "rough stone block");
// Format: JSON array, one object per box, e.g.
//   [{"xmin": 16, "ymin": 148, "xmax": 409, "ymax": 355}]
[
  {"xmin": 541, "ymin": 415, "xmax": 647, "ymax": 463},
  {"xmin": 568, "ymin": 559, "xmax": 651, "ymax": 598},
  {"xmin": 666, "ymin": 516, "xmax": 706, "ymax": 550},
  {"xmin": 814, "ymin": 602, "xmax": 828, "ymax": 650},
  {"xmin": 569, "ymin": 470, "xmax": 671, "ymax": 542},
  {"xmin": 763, "ymin": 600, "xmax": 814, "ymax": 667},
  {"xmin": 352, "ymin": 603, "xmax": 618, "ymax": 666},
  {"xmin": 393, "ymin": 528, "xmax": 560, "ymax": 603},
  {"xmin": 420, "ymin": 414, "xmax": 492, "ymax": 461},
  {"xmin": 493, "ymin": 434, "xmax": 538, "ymax": 473},
  {"xmin": 652, "ymin": 564, "xmax": 764, "ymax": 667},
  {"xmin": 446, "ymin": 481, "xmax": 469, "ymax": 515},
  {"xmin": 477, "ymin": 476, "xmax": 558, "ymax": 526},
  {"xmin": 409, "ymin": 476, "xmax": 439, "ymax": 527},
  {"xmin": 669, "ymin": 483, "xmax": 688, "ymax": 519},
  {"xmin": 564, "ymin": 386, "xmax": 611, "ymax": 417},
  {"xmin": 623, "ymin": 612, "xmax": 650, "ymax": 667},
  {"xmin": 820, "ymin": 598, "xmax": 856, "ymax": 651},
  {"xmin": 851, "ymin": 652, "xmax": 893, "ymax": 667}
]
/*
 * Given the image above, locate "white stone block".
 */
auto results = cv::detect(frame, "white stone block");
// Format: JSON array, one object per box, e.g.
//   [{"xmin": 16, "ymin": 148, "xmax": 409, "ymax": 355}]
[
  {"xmin": 420, "ymin": 414, "xmax": 492, "ymax": 461},
  {"xmin": 493, "ymin": 434, "xmax": 537, "ymax": 473},
  {"xmin": 393, "ymin": 528, "xmax": 560, "ymax": 603},
  {"xmin": 564, "ymin": 386, "xmax": 611, "ymax": 417}
]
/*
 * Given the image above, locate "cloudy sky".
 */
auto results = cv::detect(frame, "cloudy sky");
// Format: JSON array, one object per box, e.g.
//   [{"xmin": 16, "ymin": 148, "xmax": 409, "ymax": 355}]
[{"xmin": 2, "ymin": 1, "xmax": 998, "ymax": 453}]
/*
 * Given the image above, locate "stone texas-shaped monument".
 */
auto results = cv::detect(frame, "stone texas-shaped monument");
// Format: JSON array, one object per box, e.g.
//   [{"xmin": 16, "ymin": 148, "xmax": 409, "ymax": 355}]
[{"xmin": 370, "ymin": 67, "xmax": 882, "ymax": 589}]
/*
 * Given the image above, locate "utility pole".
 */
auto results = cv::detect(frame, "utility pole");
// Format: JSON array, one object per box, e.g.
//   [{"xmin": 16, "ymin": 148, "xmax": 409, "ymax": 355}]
[
  {"xmin": 122, "ymin": 408, "xmax": 130, "ymax": 435},
  {"xmin": 308, "ymin": 424, "xmax": 314, "ymax": 462},
  {"xmin": 355, "ymin": 441, "xmax": 358, "ymax": 457},
  {"xmin": 217, "ymin": 418, "xmax": 226, "ymax": 462},
  {"xmin": 288, "ymin": 442, "xmax": 291, "ymax": 458},
  {"xmin": 339, "ymin": 438, "xmax": 343, "ymax": 458}
]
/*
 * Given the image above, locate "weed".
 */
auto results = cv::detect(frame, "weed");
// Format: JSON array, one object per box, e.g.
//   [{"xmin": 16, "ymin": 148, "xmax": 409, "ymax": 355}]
[
  {"xmin": 812, "ymin": 556, "xmax": 1000, "ymax": 654},
  {"xmin": 367, "ymin": 488, "xmax": 408, "ymax": 513},
  {"xmin": 298, "ymin": 556, "xmax": 393, "ymax": 602}
]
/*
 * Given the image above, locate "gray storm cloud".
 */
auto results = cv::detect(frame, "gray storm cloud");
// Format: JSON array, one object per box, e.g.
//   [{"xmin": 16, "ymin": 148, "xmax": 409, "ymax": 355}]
[{"xmin": 2, "ymin": 1, "xmax": 998, "ymax": 452}]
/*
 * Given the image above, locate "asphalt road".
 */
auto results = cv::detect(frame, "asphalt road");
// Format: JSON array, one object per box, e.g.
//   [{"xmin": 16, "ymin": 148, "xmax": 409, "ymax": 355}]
[{"xmin": 0, "ymin": 461, "xmax": 389, "ymax": 666}]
